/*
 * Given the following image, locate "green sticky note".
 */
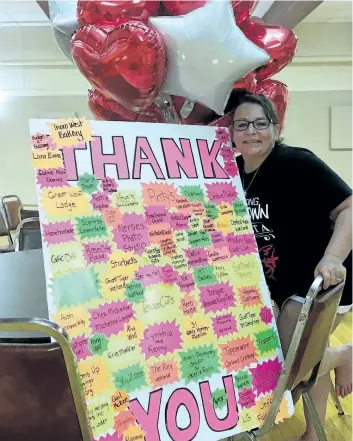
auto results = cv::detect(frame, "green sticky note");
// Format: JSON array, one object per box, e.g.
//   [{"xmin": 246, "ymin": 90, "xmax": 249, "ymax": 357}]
[
  {"xmin": 113, "ymin": 363, "xmax": 147, "ymax": 393},
  {"xmin": 78, "ymin": 172, "xmax": 99, "ymax": 194},
  {"xmin": 89, "ymin": 334, "xmax": 109, "ymax": 355},
  {"xmin": 255, "ymin": 328, "xmax": 281, "ymax": 355},
  {"xmin": 125, "ymin": 280, "xmax": 144, "ymax": 304},
  {"xmin": 205, "ymin": 202, "xmax": 219, "ymax": 220},
  {"xmin": 233, "ymin": 200, "xmax": 247, "ymax": 218},
  {"xmin": 76, "ymin": 215, "xmax": 107, "ymax": 240},
  {"xmin": 51, "ymin": 266, "xmax": 102, "ymax": 308},
  {"xmin": 180, "ymin": 185, "xmax": 205, "ymax": 202},
  {"xmin": 211, "ymin": 389, "xmax": 228, "ymax": 410},
  {"xmin": 234, "ymin": 370, "xmax": 252, "ymax": 391},
  {"xmin": 188, "ymin": 230, "xmax": 211, "ymax": 248},
  {"xmin": 179, "ymin": 345, "xmax": 221, "ymax": 384},
  {"xmin": 193, "ymin": 265, "xmax": 218, "ymax": 287}
]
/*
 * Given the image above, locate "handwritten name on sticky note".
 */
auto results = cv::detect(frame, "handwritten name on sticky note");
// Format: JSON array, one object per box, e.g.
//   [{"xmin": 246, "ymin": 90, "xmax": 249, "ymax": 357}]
[
  {"xmin": 41, "ymin": 187, "xmax": 91, "ymax": 218},
  {"xmin": 48, "ymin": 117, "xmax": 92, "ymax": 148},
  {"xmin": 32, "ymin": 149, "xmax": 63, "ymax": 169}
]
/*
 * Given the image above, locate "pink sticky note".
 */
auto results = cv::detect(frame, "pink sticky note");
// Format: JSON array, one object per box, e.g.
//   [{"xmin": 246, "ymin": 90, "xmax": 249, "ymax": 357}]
[
  {"xmin": 37, "ymin": 168, "xmax": 68, "ymax": 188},
  {"xmin": 199, "ymin": 282, "xmax": 236, "ymax": 313},
  {"xmin": 31, "ymin": 132, "xmax": 55, "ymax": 149},
  {"xmin": 211, "ymin": 231, "xmax": 228, "ymax": 249},
  {"xmin": 219, "ymin": 146, "xmax": 234, "ymax": 161},
  {"xmin": 90, "ymin": 191, "xmax": 111, "ymax": 211},
  {"xmin": 169, "ymin": 212, "xmax": 189, "ymax": 230},
  {"xmin": 212, "ymin": 313, "xmax": 237, "ymax": 338},
  {"xmin": 135, "ymin": 265, "xmax": 161, "ymax": 287},
  {"xmin": 238, "ymin": 387, "xmax": 256, "ymax": 409},
  {"xmin": 250, "ymin": 358, "xmax": 282, "ymax": 396},
  {"xmin": 224, "ymin": 161, "xmax": 238, "ymax": 177},
  {"xmin": 260, "ymin": 306, "xmax": 273, "ymax": 325},
  {"xmin": 89, "ymin": 300, "xmax": 135, "ymax": 337},
  {"xmin": 101, "ymin": 176, "xmax": 117, "ymax": 193},
  {"xmin": 176, "ymin": 272, "xmax": 195, "ymax": 294},
  {"xmin": 184, "ymin": 248, "xmax": 208, "ymax": 268},
  {"xmin": 160, "ymin": 264, "xmax": 178, "ymax": 285},
  {"xmin": 114, "ymin": 213, "xmax": 150, "ymax": 255},
  {"xmin": 71, "ymin": 334, "xmax": 91, "ymax": 361},
  {"xmin": 42, "ymin": 220, "xmax": 75, "ymax": 245},
  {"xmin": 144, "ymin": 206, "xmax": 170, "ymax": 225},
  {"xmin": 83, "ymin": 241, "xmax": 111, "ymax": 265},
  {"xmin": 140, "ymin": 321, "xmax": 182, "ymax": 359},
  {"xmin": 227, "ymin": 233, "xmax": 258, "ymax": 256},
  {"xmin": 215, "ymin": 127, "xmax": 230, "ymax": 143},
  {"xmin": 205, "ymin": 182, "xmax": 238, "ymax": 205}
]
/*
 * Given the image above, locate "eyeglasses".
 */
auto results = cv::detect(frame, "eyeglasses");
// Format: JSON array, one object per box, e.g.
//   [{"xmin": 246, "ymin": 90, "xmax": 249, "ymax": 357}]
[{"xmin": 232, "ymin": 119, "xmax": 272, "ymax": 131}]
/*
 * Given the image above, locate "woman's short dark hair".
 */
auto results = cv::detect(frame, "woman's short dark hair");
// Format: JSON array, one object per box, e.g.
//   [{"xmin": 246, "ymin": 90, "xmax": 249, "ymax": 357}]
[{"xmin": 225, "ymin": 89, "xmax": 279, "ymax": 125}]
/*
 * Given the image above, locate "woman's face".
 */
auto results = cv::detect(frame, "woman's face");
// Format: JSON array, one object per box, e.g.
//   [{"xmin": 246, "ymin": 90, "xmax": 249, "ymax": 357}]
[{"xmin": 232, "ymin": 103, "xmax": 278, "ymax": 159}]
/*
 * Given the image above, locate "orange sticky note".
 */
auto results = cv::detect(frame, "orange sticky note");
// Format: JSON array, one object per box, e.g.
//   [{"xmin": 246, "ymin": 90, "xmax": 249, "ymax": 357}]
[
  {"xmin": 142, "ymin": 183, "xmax": 178, "ymax": 208},
  {"xmin": 123, "ymin": 424, "xmax": 145, "ymax": 441},
  {"xmin": 220, "ymin": 336, "xmax": 258, "ymax": 372},
  {"xmin": 110, "ymin": 390, "xmax": 129, "ymax": 413},
  {"xmin": 238, "ymin": 286, "xmax": 263, "ymax": 308},
  {"xmin": 114, "ymin": 409, "xmax": 135, "ymax": 435},
  {"xmin": 32, "ymin": 149, "xmax": 63, "ymax": 169},
  {"xmin": 48, "ymin": 117, "xmax": 92, "ymax": 148},
  {"xmin": 148, "ymin": 223, "xmax": 173, "ymax": 245},
  {"xmin": 148, "ymin": 360, "xmax": 179, "ymax": 388}
]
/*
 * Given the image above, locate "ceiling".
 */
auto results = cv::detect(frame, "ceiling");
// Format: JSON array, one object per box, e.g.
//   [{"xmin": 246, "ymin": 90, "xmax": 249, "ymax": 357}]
[
  {"xmin": 302, "ymin": 0, "xmax": 352, "ymax": 23},
  {"xmin": 0, "ymin": 0, "xmax": 351, "ymax": 26}
]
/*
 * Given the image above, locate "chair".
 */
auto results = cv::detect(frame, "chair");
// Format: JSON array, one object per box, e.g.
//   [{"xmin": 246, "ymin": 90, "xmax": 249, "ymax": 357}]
[
  {"xmin": 0, "ymin": 318, "xmax": 92, "ymax": 441},
  {"xmin": 1, "ymin": 195, "xmax": 22, "ymax": 234},
  {"xmin": 237, "ymin": 275, "xmax": 344, "ymax": 441},
  {"xmin": 20, "ymin": 204, "xmax": 39, "ymax": 221},
  {"xmin": 15, "ymin": 217, "xmax": 42, "ymax": 251},
  {"xmin": 0, "ymin": 209, "xmax": 14, "ymax": 253}
]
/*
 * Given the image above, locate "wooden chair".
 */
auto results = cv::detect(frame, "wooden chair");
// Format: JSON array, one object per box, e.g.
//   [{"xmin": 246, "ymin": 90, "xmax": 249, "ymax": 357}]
[
  {"xmin": 233, "ymin": 275, "xmax": 344, "ymax": 441},
  {"xmin": 0, "ymin": 318, "xmax": 92, "ymax": 441},
  {"xmin": 0, "ymin": 209, "xmax": 14, "ymax": 253},
  {"xmin": 1, "ymin": 195, "xmax": 22, "ymax": 234}
]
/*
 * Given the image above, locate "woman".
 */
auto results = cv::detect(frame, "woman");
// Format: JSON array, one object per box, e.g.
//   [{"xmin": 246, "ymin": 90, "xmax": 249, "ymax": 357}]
[{"xmin": 230, "ymin": 92, "xmax": 352, "ymax": 441}]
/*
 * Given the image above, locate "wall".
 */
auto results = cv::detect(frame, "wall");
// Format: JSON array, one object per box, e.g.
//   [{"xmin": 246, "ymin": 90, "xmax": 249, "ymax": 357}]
[{"xmin": 0, "ymin": 22, "xmax": 351, "ymax": 204}]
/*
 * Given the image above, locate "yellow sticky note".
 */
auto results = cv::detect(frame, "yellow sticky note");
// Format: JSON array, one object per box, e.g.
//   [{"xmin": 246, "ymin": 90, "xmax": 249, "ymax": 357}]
[
  {"xmin": 226, "ymin": 254, "xmax": 262, "ymax": 288},
  {"xmin": 238, "ymin": 408, "xmax": 258, "ymax": 432},
  {"xmin": 53, "ymin": 306, "xmax": 90, "ymax": 338},
  {"xmin": 48, "ymin": 117, "xmax": 92, "ymax": 148},
  {"xmin": 121, "ymin": 319, "xmax": 144, "ymax": 344},
  {"xmin": 111, "ymin": 190, "xmax": 144, "ymax": 214},
  {"xmin": 104, "ymin": 334, "xmax": 142, "ymax": 371},
  {"xmin": 236, "ymin": 306, "xmax": 266, "ymax": 336},
  {"xmin": 32, "ymin": 149, "xmax": 63, "ymax": 169},
  {"xmin": 101, "ymin": 251, "xmax": 141, "ymax": 300},
  {"xmin": 78, "ymin": 357, "xmax": 112, "ymax": 398},
  {"xmin": 41, "ymin": 187, "xmax": 91, "ymax": 218},
  {"xmin": 182, "ymin": 315, "xmax": 213, "ymax": 346},
  {"xmin": 87, "ymin": 397, "xmax": 115, "ymax": 439},
  {"xmin": 49, "ymin": 242, "xmax": 85, "ymax": 275},
  {"xmin": 275, "ymin": 395, "xmax": 291, "ymax": 424}
]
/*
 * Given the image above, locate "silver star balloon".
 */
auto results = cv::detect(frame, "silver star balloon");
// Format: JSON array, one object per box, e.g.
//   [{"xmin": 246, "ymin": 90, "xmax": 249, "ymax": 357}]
[{"xmin": 150, "ymin": 0, "xmax": 270, "ymax": 115}]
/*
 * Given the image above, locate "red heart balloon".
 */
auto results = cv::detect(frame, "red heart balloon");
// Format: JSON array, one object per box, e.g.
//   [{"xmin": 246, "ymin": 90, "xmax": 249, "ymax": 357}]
[
  {"xmin": 239, "ymin": 19, "xmax": 298, "ymax": 81},
  {"xmin": 255, "ymin": 79, "xmax": 289, "ymax": 133},
  {"xmin": 232, "ymin": 0, "xmax": 258, "ymax": 24},
  {"xmin": 162, "ymin": 1, "xmax": 206, "ymax": 16},
  {"xmin": 71, "ymin": 22, "xmax": 166, "ymax": 112},
  {"xmin": 77, "ymin": 0, "xmax": 160, "ymax": 26},
  {"xmin": 233, "ymin": 71, "xmax": 257, "ymax": 92},
  {"xmin": 88, "ymin": 89, "xmax": 166, "ymax": 122}
]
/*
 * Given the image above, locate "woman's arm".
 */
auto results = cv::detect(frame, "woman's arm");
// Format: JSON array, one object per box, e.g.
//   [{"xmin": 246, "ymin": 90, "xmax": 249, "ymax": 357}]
[{"xmin": 315, "ymin": 196, "xmax": 352, "ymax": 289}]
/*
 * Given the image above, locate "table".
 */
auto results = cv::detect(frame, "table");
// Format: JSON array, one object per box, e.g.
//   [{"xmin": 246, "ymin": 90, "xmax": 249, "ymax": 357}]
[{"xmin": 0, "ymin": 249, "xmax": 49, "ymax": 340}]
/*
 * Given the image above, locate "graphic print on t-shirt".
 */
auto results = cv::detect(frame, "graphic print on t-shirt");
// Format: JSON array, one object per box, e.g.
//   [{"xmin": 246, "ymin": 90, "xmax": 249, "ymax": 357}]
[{"xmin": 246, "ymin": 196, "xmax": 278, "ymax": 281}]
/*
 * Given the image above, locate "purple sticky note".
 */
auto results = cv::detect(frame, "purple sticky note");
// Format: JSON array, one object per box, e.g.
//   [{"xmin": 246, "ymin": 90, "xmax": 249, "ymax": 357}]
[
  {"xmin": 205, "ymin": 182, "xmax": 238, "ymax": 205},
  {"xmin": 83, "ymin": 241, "xmax": 111, "ymax": 265},
  {"xmin": 71, "ymin": 334, "xmax": 91, "ymax": 362},
  {"xmin": 140, "ymin": 321, "xmax": 182, "ymax": 359},
  {"xmin": 37, "ymin": 168, "xmax": 68, "ymax": 188},
  {"xmin": 42, "ymin": 221, "xmax": 75, "ymax": 245},
  {"xmin": 89, "ymin": 300, "xmax": 134, "ymax": 337},
  {"xmin": 199, "ymin": 282, "xmax": 236, "ymax": 313},
  {"xmin": 250, "ymin": 357, "xmax": 282, "ymax": 396},
  {"xmin": 212, "ymin": 313, "xmax": 237, "ymax": 338}
]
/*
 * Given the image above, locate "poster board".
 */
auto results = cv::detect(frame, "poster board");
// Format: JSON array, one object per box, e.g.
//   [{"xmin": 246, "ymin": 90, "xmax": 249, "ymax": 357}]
[{"xmin": 29, "ymin": 119, "xmax": 294, "ymax": 441}]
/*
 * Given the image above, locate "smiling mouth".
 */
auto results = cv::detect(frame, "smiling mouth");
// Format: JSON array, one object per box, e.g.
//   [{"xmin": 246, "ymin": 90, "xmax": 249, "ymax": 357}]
[{"xmin": 244, "ymin": 140, "xmax": 261, "ymax": 144}]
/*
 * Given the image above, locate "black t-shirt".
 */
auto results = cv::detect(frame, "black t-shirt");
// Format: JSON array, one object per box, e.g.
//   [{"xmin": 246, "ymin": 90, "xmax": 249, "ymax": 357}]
[{"xmin": 236, "ymin": 144, "xmax": 352, "ymax": 307}]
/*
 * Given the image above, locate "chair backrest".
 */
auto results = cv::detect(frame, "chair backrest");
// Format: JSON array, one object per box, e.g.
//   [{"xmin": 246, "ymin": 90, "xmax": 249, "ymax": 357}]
[
  {"xmin": 253, "ymin": 276, "xmax": 344, "ymax": 438},
  {"xmin": 0, "ymin": 210, "xmax": 8, "ymax": 237},
  {"xmin": 287, "ymin": 282, "xmax": 343, "ymax": 390},
  {"xmin": 1, "ymin": 196, "xmax": 22, "ymax": 231},
  {"xmin": 0, "ymin": 342, "xmax": 83, "ymax": 441},
  {"xmin": 0, "ymin": 318, "xmax": 92, "ymax": 441},
  {"xmin": 15, "ymin": 217, "xmax": 42, "ymax": 251},
  {"xmin": 20, "ymin": 205, "xmax": 39, "ymax": 221}
]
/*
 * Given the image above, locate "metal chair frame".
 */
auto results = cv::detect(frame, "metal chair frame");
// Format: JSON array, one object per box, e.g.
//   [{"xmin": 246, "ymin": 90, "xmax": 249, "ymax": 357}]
[
  {"xmin": 237, "ymin": 275, "xmax": 342, "ymax": 441},
  {"xmin": 0, "ymin": 318, "xmax": 92, "ymax": 441},
  {"xmin": 14, "ymin": 216, "xmax": 41, "ymax": 251}
]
